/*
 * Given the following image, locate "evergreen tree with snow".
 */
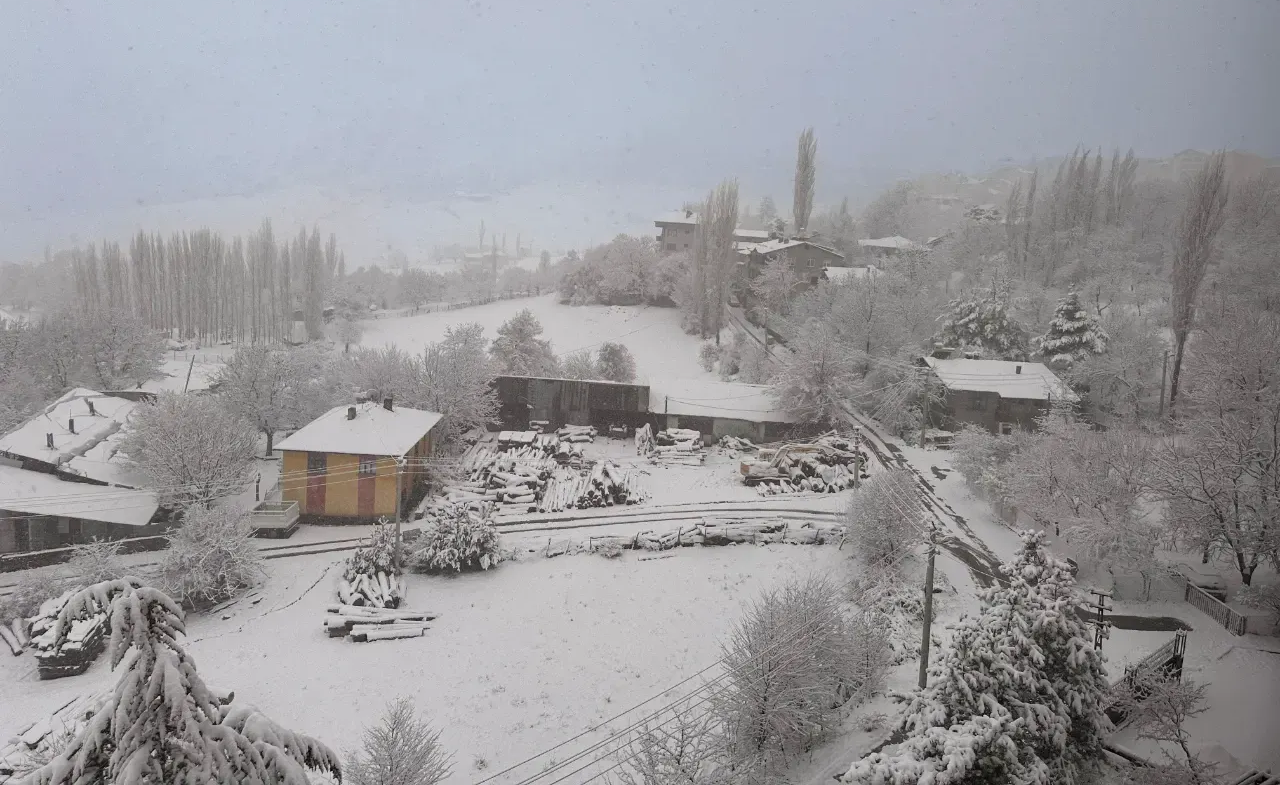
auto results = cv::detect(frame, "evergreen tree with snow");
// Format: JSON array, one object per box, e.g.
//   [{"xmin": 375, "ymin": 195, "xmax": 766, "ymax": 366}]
[
  {"xmin": 23, "ymin": 578, "xmax": 341, "ymax": 785},
  {"xmin": 843, "ymin": 531, "xmax": 1110, "ymax": 785},
  {"xmin": 1033, "ymin": 291, "xmax": 1109, "ymax": 369},
  {"xmin": 934, "ymin": 296, "xmax": 1030, "ymax": 361},
  {"xmin": 489, "ymin": 309, "xmax": 559, "ymax": 377}
]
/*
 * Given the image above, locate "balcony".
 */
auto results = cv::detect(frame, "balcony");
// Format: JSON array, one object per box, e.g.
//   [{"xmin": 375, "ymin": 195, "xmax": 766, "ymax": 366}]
[{"xmin": 250, "ymin": 500, "xmax": 300, "ymax": 539}]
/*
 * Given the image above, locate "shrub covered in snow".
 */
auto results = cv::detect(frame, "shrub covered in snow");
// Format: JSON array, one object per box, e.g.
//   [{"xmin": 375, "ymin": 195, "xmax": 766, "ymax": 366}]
[
  {"xmin": 0, "ymin": 572, "xmax": 70, "ymax": 624},
  {"xmin": 157, "ymin": 505, "xmax": 264, "ymax": 609},
  {"xmin": 845, "ymin": 469, "xmax": 924, "ymax": 572},
  {"xmin": 698, "ymin": 341, "xmax": 719, "ymax": 372},
  {"xmin": 339, "ymin": 520, "xmax": 404, "ymax": 608},
  {"xmin": 344, "ymin": 697, "xmax": 453, "ymax": 785},
  {"xmin": 65, "ymin": 538, "xmax": 129, "ymax": 586},
  {"xmin": 409, "ymin": 502, "xmax": 501, "ymax": 574}
]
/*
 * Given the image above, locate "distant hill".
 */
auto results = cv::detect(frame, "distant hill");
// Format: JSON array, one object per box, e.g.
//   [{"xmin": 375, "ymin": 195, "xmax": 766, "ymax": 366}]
[{"xmin": 885, "ymin": 149, "xmax": 1280, "ymax": 241}]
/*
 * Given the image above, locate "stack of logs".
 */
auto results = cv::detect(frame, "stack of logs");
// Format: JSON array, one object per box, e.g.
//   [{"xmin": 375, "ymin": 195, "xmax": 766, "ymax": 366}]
[
  {"xmin": 0, "ymin": 616, "xmax": 29, "ymax": 657},
  {"xmin": 748, "ymin": 435, "xmax": 869, "ymax": 495},
  {"xmin": 322, "ymin": 604, "xmax": 437, "ymax": 642},
  {"xmin": 539, "ymin": 459, "xmax": 647, "ymax": 512},
  {"xmin": 25, "ymin": 591, "xmax": 108, "ymax": 680},
  {"xmin": 646, "ymin": 428, "xmax": 705, "ymax": 466},
  {"xmin": 586, "ymin": 518, "xmax": 847, "ymax": 554},
  {"xmin": 337, "ymin": 569, "xmax": 403, "ymax": 609}
]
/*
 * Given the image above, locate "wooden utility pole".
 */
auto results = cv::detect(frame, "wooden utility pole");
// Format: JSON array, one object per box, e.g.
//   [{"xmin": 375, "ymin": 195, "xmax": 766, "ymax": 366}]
[
  {"xmin": 918, "ymin": 527, "xmax": 941, "ymax": 688},
  {"xmin": 182, "ymin": 355, "xmax": 196, "ymax": 394},
  {"xmin": 1087, "ymin": 588, "xmax": 1113, "ymax": 651},
  {"xmin": 1158, "ymin": 350, "xmax": 1170, "ymax": 417},
  {"xmin": 394, "ymin": 457, "xmax": 405, "ymax": 572}
]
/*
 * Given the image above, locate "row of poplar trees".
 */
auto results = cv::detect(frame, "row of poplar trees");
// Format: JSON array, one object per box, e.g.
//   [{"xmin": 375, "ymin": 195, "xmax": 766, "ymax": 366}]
[{"xmin": 67, "ymin": 219, "xmax": 344, "ymax": 345}]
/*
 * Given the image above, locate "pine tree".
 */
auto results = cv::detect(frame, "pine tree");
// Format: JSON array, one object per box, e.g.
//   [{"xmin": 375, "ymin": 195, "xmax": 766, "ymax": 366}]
[
  {"xmin": 24, "ymin": 578, "xmax": 341, "ymax": 784},
  {"xmin": 1034, "ymin": 292, "xmax": 1108, "ymax": 368},
  {"xmin": 934, "ymin": 296, "xmax": 1030, "ymax": 360}
]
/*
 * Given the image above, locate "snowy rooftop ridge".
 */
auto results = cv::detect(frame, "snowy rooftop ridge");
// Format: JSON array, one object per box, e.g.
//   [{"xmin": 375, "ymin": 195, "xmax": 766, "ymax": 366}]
[
  {"xmin": 858, "ymin": 235, "xmax": 920, "ymax": 249},
  {"xmin": 823, "ymin": 265, "xmax": 881, "ymax": 282},
  {"xmin": 922, "ymin": 357, "xmax": 1078, "ymax": 402},
  {"xmin": 737, "ymin": 239, "xmax": 844, "ymax": 259},
  {"xmin": 275, "ymin": 401, "xmax": 444, "ymax": 457},
  {"xmin": 0, "ymin": 388, "xmax": 138, "ymax": 469},
  {"xmin": 0, "ymin": 464, "xmax": 159, "ymax": 527},
  {"xmin": 649, "ymin": 379, "xmax": 796, "ymax": 423}
]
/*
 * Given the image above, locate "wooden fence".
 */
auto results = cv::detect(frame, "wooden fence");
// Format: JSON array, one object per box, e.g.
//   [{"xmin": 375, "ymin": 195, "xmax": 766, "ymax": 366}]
[{"xmin": 1183, "ymin": 580, "xmax": 1248, "ymax": 635}]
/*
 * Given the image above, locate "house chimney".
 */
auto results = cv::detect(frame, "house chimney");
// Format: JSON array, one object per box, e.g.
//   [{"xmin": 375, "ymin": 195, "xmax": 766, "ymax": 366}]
[
  {"xmin": 88, "ymin": 400, "xmax": 96, "ymax": 416},
  {"xmin": 1015, "ymin": 365, "xmax": 1023, "ymax": 374},
  {"xmin": 68, "ymin": 417, "xmax": 76, "ymax": 434},
  {"xmin": 383, "ymin": 397, "xmax": 393, "ymax": 412},
  {"xmin": 347, "ymin": 406, "xmax": 357, "ymax": 420},
  {"xmin": 46, "ymin": 433, "xmax": 54, "ymax": 449}
]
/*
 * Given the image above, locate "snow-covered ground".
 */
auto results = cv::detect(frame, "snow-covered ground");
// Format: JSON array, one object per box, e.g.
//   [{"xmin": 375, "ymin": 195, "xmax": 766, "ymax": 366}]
[
  {"xmin": 362, "ymin": 293, "xmax": 715, "ymax": 387},
  {"xmin": 1, "ymin": 543, "xmax": 852, "ymax": 784}
]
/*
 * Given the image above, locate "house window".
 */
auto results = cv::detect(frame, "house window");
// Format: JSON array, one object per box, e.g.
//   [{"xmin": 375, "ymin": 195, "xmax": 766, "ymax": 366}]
[
  {"xmin": 307, "ymin": 453, "xmax": 326, "ymax": 474},
  {"xmin": 359, "ymin": 455, "xmax": 377, "ymax": 476},
  {"xmin": 57, "ymin": 517, "xmax": 70, "ymax": 535},
  {"xmin": 807, "ymin": 259, "xmax": 817, "ymax": 268},
  {"xmin": 999, "ymin": 422, "xmax": 1014, "ymax": 436},
  {"xmin": 665, "ymin": 243, "xmax": 676, "ymax": 252}
]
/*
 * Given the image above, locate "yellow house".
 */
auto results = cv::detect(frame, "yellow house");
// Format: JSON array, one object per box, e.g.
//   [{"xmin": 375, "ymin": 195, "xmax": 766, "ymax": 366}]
[{"xmin": 276, "ymin": 398, "xmax": 443, "ymax": 522}]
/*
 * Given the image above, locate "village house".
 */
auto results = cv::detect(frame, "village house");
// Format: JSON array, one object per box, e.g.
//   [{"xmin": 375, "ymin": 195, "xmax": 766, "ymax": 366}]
[
  {"xmin": 918, "ymin": 355, "xmax": 1078, "ymax": 435},
  {"xmin": 648, "ymin": 379, "xmax": 810, "ymax": 444},
  {"xmin": 0, "ymin": 388, "xmax": 148, "ymax": 488},
  {"xmin": 654, "ymin": 210, "xmax": 771, "ymax": 254},
  {"xmin": 739, "ymin": 238, "xmax": 846, "ymax": 288},
  {"xmin": 857, "ymin": 235, "xmax": 921, "ymax": 259},
  {"xmin": 275, "ymin": 398, "xmax": 443, "ymax": 523},
  {"xmin": 0, "ymin": 465, "xmax": 163, "ymax": 558}
]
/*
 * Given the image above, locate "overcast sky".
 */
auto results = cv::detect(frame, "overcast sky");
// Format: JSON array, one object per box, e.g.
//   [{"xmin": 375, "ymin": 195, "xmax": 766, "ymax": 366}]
[{"xmin": 2, "ymin": 0, "xmax": 1277, "ymax": 227}]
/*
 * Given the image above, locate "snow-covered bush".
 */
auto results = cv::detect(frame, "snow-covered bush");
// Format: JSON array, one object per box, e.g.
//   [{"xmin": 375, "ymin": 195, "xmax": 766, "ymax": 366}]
[
  {"xmin": 344, "ymin": 697, "xmax": 453, "ymax": 785},
  {"xmin": 22, "ymin": 579, "xmax": 342, "ymax": 784},
  {"xmin": 65, "ymin": 538, "xmax": 129, "ymax": 586},
  {"xmin": 409, "ymin": 503, "xmax": 501, "ymax": 574},
  {"xmin": 0, "ymin": 572, "xmax": 70, "ymax": 624},
  {"xmin": 1033, "ymin": 291, "xmax": 1108, "ymax": 369},
  {"xmin": 949, "ymin": 423, "xmax": 1026, "ymax": 500},
  {"xmin": 339, "ymin": 520, "xmax": 404, "ymax": 607},
  {"xmin": 715, "ymin": 575, "xmax": 888, "ymax": 782},
  {"xmin": 157, "ymin": 505, "xmax": 264, "ymax": 609},
  {"xmin": 597, "ymin": 342, "xmax": 637, "ymax": 383},
  {"xmin": 595, "ymin": 539, "xmax": 624, "ymax": 559},
  {"xmin": 698, "ymin": 341, "xmax": 719, "ymax": 372},
  {"xmin": 845, "ymin": 469, "xmax": 924, "ymax": 571}
]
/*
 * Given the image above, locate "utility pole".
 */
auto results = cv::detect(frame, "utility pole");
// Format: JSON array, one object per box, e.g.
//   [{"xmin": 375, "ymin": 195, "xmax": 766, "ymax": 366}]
[
  {"xmin": 394, "ymin": 456, "xmax": 405, "ymax": 573},
  {"xmin": 762, "ymin": 306, "xmax": 769, "ymax": 353},
  {"xmin": 918, "ymin": 526, "xmax": 941, "ymax": 689},
  {"xmin": 1087, "ymin": 588, "xmax": 1113, "ymax": 651},
  {"xmin": 182, "ymin": 355, "xmax": 196, "ymax": 394},
  {"xmin": 1158, "ymin": 350, "xmax": 1170, "ymax": 417}
]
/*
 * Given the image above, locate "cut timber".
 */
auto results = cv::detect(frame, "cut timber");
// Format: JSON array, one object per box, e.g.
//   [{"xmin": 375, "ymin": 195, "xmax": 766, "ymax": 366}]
[
  {"xmin": 11, "ymin": 617, "xmax": 30, "ymax": 647},
  {"xmin": 324, "ymin": 604, "xmax": 434, "ymax": 621},
  {"xmin": 350, "ymin": 624, "xmax": 429, "ymax": 642},
  {"xmin": 0, "ymin": 624, "xmax": 21, "ymax": 656}
]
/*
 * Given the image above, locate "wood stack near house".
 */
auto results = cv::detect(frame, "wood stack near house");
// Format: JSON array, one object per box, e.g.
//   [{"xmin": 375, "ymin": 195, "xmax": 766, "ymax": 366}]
[
  {"xmin": 645, "ymin": 428, "xmax": 706, "ymax": 466},
  {"xmin": 322, "ymin": 604, "xmax": 437, "ymax": 642},
  {"xmin": 26, "ymin": 591, "xmax": 109, "ymax": 680}
]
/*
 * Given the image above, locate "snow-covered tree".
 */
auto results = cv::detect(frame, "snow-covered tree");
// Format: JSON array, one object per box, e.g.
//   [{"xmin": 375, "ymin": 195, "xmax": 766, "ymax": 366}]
[
  {"xmin": 22, "ymin": 578, "xmax": 341, "ymax": 785},
  {"xmin": 216, "ymin": 345, "xmax": 332, "ymax": 455},
  {"xmin": 596, "ymin": 342, "xmax": 637, "ymax": 383},
  {"xmin": 120, "ymin": 393, "xmax": 258, "ymax": 509},
  {"xmin": 748, "ymin": 254, "xmax": 800, "ymax": 318},
  {"xmin": 76, "ymin": 308, "xmax": 165, "ymax": 390},
  {"xmin": 757, "ymin": 196, "xmax": 779, "ymax": 231},
  {"xmin": 64, "ymin": 539, "xmax": 128, "ymax": 587},
  {"xmin": 332, "ymin": 317, "xmax": 364, "ymax": 353},
  {"xmin": 716, "ymin": 576, "xmax": 886, "ymax": 784},
  {"xmin": 558, "ymin": 349, "xmax": 599, "ymax": 380},
  {"xmin": 409, "ymin": 503, "xmax": 501, "ymax": 574},
  {"xmin": 793, "ymin": 128, "xmax": 817, "ymax": 233},
  {"xmin": 1034, "ymin": 292, "xmax": 1108, "ymax": 369},
  {"xmin": 157, "ymin": 505, "xmax": 264, "ymax": 609},
  {"xmin": 934, "ymin": 295, "xmax": 1030, "ymax": 360},
  {"xmin": 414, "ymin": 323, "xmax": 499, "ymax": 446},
  {"xmin": 489, "ymin": 309, "xmax": 558, "ymax": 377},
  {"xmin": 770, "ymin": 324, "xmax": 861, "ymax": 426},
  {"xmin": 344, "ymin": 698, "xmax": 452, "ymax": 785},
  {"xmin": 614, "ymin": 704, "xmax": 728, "ymax": 785},
  {"xmin": 845, "ymin": 470, "xmax": 924, "ymax": 571},
  {"xmin": 1110, "ymin": 675, "xmax": 1217, "ymax": 785},
  {"xmin": 846, "ymin": 531, "xmax": 1111, "ymax": 785},
  {"xmin": 340, "ymin": 346, "xmax": 416, "ymax": 405}
]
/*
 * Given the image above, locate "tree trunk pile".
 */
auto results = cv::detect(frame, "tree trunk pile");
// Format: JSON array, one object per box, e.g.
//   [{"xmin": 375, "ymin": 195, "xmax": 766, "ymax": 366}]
[
  {"xmin": 644, "ymin": 429, "xmax": 706, "ymax": 466},
  {"xmin": 337, "ymin": 569, "xmax": 403, "ymax": 609},
  {"xmin": 26, "ymin": 591, "xmax": 109, "ymax": 680},
  {"xmin": 582, "ymin": 518, "xmax": 846, "ymax": 555},
  {"xmin": 322, "ymin": 604, "xmax": 436, "ymax": 641},
  {"xmin": 744, "ymin": 435, "xmax": 870, "ymax": 495}
]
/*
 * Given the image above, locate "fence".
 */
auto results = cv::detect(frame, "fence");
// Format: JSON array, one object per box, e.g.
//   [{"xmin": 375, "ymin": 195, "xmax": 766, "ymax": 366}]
[
  {"xmin": 1183, "ymin": 579, "xmax": 1248, "ymax": 635},
  {"xmin": 365, "ymin": 289, "xmax": 543, "ymax": 319},
  {"xmin": 1106, "ymin": 630, "xmax": 1188, "ymax": 728}
]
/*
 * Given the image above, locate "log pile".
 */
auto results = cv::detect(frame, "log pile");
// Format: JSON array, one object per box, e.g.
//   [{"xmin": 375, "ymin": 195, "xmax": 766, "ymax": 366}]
[
  {"xmin": 26, "ymin": 591, "xmax": 108, "ymax": 680},
  {"xmin": 646, "ymin": 428, "xmax": 706, "ymax": 466},
  {"xmin": 585, "ymin": 518, "xmax": 846, "ymax": 554},
  {"xmin": 634, "ymin": 423, "xmax": 656, "ymax": 454},
  {"xmin": 0, "ymin": 617, "xmax": 29, "ymax": 657},
  {"xmin": 538, "ymin": 460, "xmax": 647, "ymax": 512},
  {"xmin": 337, "ymin": 569, "xmax": 404, "ymax": 608},
  {"xmin": 322, "ymin": 604, "xmax": 436, "ymax": 642},
  {"xmin": 745, "ymin": 435, "xmax": 870, "ymax": 495}
]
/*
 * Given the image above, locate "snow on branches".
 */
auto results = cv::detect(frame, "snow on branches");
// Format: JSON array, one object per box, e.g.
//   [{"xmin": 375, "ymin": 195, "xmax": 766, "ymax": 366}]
[
  {"xmin": 409, "ymin": 502, "xmax": 501, "ymax": 574},
  {"xmin": 158, "ymin": 505, "xmax": 265, "ymax": 610},
  {"xmin": 339, "ymin": 521, "xmax": 404, "ymax": 608},
  {"xmin": 1033, "ymin": 291, "xmax": 1108, "ymax": 369},
  {"xmin": 934, "ymin": 295, "xmax": 1030, "ymax": 361},
  {"xmin": 22, "ymin": 578, "xmax": 342, "ymax": 785}
]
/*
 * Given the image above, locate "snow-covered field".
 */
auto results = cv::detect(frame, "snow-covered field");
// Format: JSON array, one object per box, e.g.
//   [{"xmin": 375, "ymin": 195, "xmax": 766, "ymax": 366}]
[
  {"xmin": 362, "ymin": 293, "xmax": 715, "ymax": 387},
  {"xmin": 1, "ymin": 543, "xmax": 852, "ymax": 783}
]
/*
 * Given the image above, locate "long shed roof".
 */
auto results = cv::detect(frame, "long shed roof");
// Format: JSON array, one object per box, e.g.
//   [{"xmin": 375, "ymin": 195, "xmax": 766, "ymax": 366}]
[
  {"xmin": 0, "ymin": 464, "xmax": 159, "ymax": 527},
  {"xmin": 922, "ymin": 357, "xmax": 1078, "ymax": 402},
  {"xmin": 649, "ymin": 379, "xmax": 796, "ymax": 423}
]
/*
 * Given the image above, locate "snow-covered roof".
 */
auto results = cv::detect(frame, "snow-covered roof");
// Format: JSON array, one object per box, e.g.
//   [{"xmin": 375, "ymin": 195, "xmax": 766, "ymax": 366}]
[
  {"xmin": 0, "ymin": 389, "xmax": 138, "ymax": 470},
  {"xmin": 654, "ymin": 211, "xmax": 698, "ymax": 226},
  {"xmin": 275, "ymin": 402, "xmax": 444, "ymax": 457},
  {"xmin": 858, "ymin": 236, "xmax": 919, "ymax": 250},
  {"xmin": 0, "ymin": 464, "xmax": 159, "ymax": 527},
  {"xmin": 823, "ymin": 265, "xmax": 881, "ymax": 282},
  {"xmin": 922, "ymin": 357, "xmax": 1079, "ymax": 402},
  {"xmin": 738, "ymin": 239, "xmax": 844, "ymax": 259},
  {"xmin": 733, "ymin": 229, "xmax": 771, "ymax": 241},
  {"xmin": 649, "ymin": 379, "xmax": 796, "ymax": 423}
]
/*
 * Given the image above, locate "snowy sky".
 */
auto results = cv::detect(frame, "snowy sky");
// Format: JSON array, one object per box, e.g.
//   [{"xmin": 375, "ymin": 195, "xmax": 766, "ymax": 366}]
[{"xmin": 1, "ymin": 0, "xmax": 1276, "ymax": 253}]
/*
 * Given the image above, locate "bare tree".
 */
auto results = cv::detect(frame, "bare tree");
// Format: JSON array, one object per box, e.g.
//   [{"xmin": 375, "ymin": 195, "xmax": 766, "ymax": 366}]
[
  {"xmin": 748, "ymin": 253, "xmax": 800, "ymax": 318},
  {"xmin": 1111, "ymin": 675, "xmax": 1218, "ymax": 785},
  {"xmin": 1168, "ymin": 151, "xmax": 1229, "ymax": 411},
  {"xmin": 793, "ymin": 128, "xmax": 817, "ymax": 234},
  {"xmin": 345, "ymin": 698, "xmax": 453, "ymax": 785},
  {"xmin": 845, "ymin": 469, "xmax": 925, "ymax": 571},
  {"xmin": 613, "ymin": 707, "xmax": 728, "ymax": 785},
  {"xmin": 333, "ymin": 317, "xmax": 365, "ymax": 353}
]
